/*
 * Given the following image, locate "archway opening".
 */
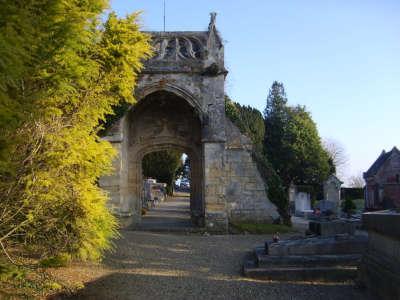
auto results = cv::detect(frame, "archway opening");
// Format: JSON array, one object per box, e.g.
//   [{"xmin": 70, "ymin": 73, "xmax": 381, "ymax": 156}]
[
  {"xmin": 175, "ymin": 153, "xmax": 191, "ymax": 196},
  {"xmin": 127, "ymin": 90, "xmax": 204, "ymax": 228},
  {"xmin": 141, "ymin": 150, "xmax": 193, "ymax": 229}
]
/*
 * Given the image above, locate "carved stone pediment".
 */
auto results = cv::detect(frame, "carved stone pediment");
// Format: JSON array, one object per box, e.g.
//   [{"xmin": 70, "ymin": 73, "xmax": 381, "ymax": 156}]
[{"xmin": 151, "ymin": 35, "xmax": 207, "ymax": 61}]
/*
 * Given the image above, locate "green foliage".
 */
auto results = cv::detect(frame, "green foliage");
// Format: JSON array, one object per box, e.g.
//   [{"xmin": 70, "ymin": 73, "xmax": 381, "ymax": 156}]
[
  {"xmin": 230, "ymin": 222, "xmax": 293, "ymax": 234},
  {"xmin": 352, "ymin": 199, "xmax": 365, "ymax": 212},
  {"xmin": 264, "ymin": 81, "xmax": 331, "ymax": 188},
  {"xmin": 0, "ymin": 1, "xmax": 152, "ymax": 261},
  {"xmin": 251, "ymin": 151, "xmax": 291, "ymax": 225},
  {"xmin": 0, "ymin": 262, "xmax": 25, "ymax": 281},
  {"xmin": 225, "ymin": 96, "xmax": 265, "ymax": 148},
  {"xmin": 142, "ymin": 150, "xmax": 183, "ymax": 195},
  {"xmin": 99, "ymin": 102, "xmax": 131, "ymax": 135},
  {"xmin": 175, "ymin": 156, "xmax": 190, "ymax": 179},
  {"xmin": 341, "ymin": 198, "xmax": 356, "ymax": 214},
  {"xmin": 225, "ymin": 81, "xmax": 331, "ymax": 224},
  {"xmin": 328, "ymin": 157, "xmax": 336, "ymax": 175},
  {"xmin": 341, "ymin": 187, "xmax": 364, "ymax": 200},
  {"xmin": 0, "ymin": 257, "xmax": 70, "ymax": 298},
  {"xmin": 39, "ymin": 253, "xmax": 71, "ymax": 268}
]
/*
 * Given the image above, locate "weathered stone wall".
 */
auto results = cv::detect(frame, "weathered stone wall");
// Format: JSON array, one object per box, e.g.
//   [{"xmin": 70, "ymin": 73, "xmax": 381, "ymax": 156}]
[{"xmin": 224, "ymin": 119, "xmax": 279, "ymax": 224}]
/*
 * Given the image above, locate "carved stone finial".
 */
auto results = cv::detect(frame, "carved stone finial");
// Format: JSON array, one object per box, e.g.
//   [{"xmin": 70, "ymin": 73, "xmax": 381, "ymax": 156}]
[{"xmin": 209, "ymin": 12, "xmax": 217, "ymax": 31}]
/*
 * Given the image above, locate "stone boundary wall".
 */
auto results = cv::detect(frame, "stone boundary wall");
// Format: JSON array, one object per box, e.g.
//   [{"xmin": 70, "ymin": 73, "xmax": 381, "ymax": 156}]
[{"xmin": 359, "ymin": 211, "xmax": 400, "ymax": 299}]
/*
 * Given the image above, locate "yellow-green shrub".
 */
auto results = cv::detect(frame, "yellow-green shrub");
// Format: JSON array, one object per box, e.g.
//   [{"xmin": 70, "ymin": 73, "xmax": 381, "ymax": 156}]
[{"xmin": 0, "ymin": 1, "xmax": 151, "ymax": 260}]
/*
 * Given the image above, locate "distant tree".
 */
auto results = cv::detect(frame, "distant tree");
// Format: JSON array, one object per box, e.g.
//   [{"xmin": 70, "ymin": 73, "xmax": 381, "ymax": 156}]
[
  {"xmin": 264, "ymin": 81, "xmax": 331, "ymax": 188},
  {"xmin": 323, "ymin": 138, "xmax": 349, "ymax": 179},
  {"xmin": 263, "ymin": 82, "xmax": 289, "ymax": 164},
  {"xmin": 286, "ymin": 106, "xmax": 331, "ymax": 186},
  {"xmin": 142, "ymin": 150, "xmax": 183, "ymax": 195},
  {"xmin": 182, "ymin": 156, "xmax": 190, "ymax": 178},
  {"xmin": 341, "ymin": 198, "xmax": 356, "ymax": 216},
  {"xmin": 174, "ymin": 155, "xmax": 190, "ymax": 179},
  {"xmin": 348, "ymin": 174, "xmax": 365, "ymax": 188}
]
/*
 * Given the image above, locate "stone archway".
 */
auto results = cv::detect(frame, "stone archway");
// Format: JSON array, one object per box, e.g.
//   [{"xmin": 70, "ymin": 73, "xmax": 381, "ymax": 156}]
[
  {"xmin": 99, "ymin": 14, "xmax": 280, "ymax": 232},
  {"xmin": 126, "ymin": 90, "xmax": 204, "ymax": 226}
]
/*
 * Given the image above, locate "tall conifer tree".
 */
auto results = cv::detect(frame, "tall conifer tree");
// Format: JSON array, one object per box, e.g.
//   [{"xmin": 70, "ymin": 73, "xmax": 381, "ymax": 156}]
[{"xmin": 263, "ymin": 82, "xmax": 331, "ymax": 191}]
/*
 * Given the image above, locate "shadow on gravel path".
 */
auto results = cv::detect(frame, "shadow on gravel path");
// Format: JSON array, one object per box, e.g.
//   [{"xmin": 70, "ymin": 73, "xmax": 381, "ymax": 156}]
[{"xmin": 56, "ymin": 230, "xmax": 370, "ymax": 300}]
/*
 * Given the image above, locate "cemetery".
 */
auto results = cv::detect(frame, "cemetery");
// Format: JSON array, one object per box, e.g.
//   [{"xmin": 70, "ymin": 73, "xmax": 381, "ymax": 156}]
[
  {"xmin": 1, "ymin": 2, "xmax": 399, "ymax": 299},
  {"xmin": 244, "ymin": 159, "xmax": 400, "ymax": 299},
  {"xmin": 244, "ymin": 207, "xmax": 400, "ymax": 299}
]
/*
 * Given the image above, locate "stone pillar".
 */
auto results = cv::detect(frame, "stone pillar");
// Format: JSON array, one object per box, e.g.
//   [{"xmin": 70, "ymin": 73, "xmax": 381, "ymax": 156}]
[
  {"xmin": 200, "ymin": 72, "xmax": 227, "ymax": 232},
  {"xmin": 203, "ymin": 142, "xmax": 228, "ymax": 232},
  {"xmin": 99, "ymin": 116, "xmax": 142, "ymax": 228},
  {"xmin": 189, "ymin": 151, "xmax": 205, "ymax": 226},
  {"xmin": 123, "ymin": 158, "xmax": 141, "ymax": 227},
  {"xmin": 98, "ymin": 140, "xmax": 122, "ymax": 212},
  {"xmin": 99, "ymin": 120, "xmax": 124, "ymax": 214}
]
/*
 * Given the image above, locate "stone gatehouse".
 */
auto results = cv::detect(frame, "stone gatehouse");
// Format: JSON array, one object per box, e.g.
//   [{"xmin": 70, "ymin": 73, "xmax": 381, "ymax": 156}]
[{"xmin": 100, "ymin": 14, "xmax": 279, "ymax": 232}]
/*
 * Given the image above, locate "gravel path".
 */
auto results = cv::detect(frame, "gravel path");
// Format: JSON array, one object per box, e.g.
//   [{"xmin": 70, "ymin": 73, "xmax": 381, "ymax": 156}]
[
  {"xmin": 136, "ymin": 195, "xmax": 193, "ymax": 231},
  {"xmin": 63, "ymin": 196, "xmax": 370, "ymax": 300},
  {"xmin": 63, "ymin": 230, "xmax": 369, "ymax": 300}
]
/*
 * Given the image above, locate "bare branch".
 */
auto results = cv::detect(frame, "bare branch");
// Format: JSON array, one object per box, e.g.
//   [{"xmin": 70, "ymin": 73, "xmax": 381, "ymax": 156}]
[
  {"xmin": 323, "ymin": 138, "xmax": 349, "ymax": 179},
  {"xmin": 348, "ymin": 174, "xmax": 365, "ymax": 188}
]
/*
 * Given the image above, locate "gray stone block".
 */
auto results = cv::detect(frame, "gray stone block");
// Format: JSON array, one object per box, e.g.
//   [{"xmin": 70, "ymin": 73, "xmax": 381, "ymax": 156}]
[
  {"xmin": 266, "ymin": 234, "xmax": 368, "ymax": 256},
  {"xmin": 244, "ymin": 263, "xmax": 358, "ymax": 282},
  {"xmin": 362, "ymin": 210, "xmax": 400, "ymax": 238},
  {"xmin": 309, "ymin": 220, "xmax": 357, "ymax": 236},
  {"xmin": 359, "ymin": 210, "xmax": 400, "ymax": 299},
  {"xmin": 257, "ymin": 253, "xmax": 361, "ymax": 268}
]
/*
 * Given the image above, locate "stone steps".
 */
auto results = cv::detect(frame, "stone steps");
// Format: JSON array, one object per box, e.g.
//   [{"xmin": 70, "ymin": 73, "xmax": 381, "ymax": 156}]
[
  {"xmin": 243, "ymin": 234, "xmax": 367, "ymax": 282},
  {"xmin": 255, "ymin": 249, "xmax": 362, "ymax": 268},
  {"xmin": 266, "ymin": 234, "xmax": 368, "ymax": 256},
  {"xmin": 133, "ymin": 226, "xmax": 204, "ymax": 234},
  {"xmin": 243, "ymin": 262, "xmax": 358, "ymax": 282}
]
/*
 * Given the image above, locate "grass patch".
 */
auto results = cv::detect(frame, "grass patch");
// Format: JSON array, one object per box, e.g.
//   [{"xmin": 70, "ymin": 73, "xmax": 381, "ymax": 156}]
[
  {"xmin": 0, "ymin": 262, "xmax": 26, "ymax": 284},
  {"xmin": 39, "ymin": 253, "xmax": 71, "ymax": 268},
  {"xmin": 0, "ymin": 255, "xmax": 83, "ymax": 299},
  {"xmin": 352, "ymin": 199, "xmax": 365, "ymax": 212},
  {"xmin": 230, "ymin": 222, "xmax": 294, "ymax": 234},
  {"xmin": 0, "ymin": 260, "xmax": 64, "ymax": 299}
]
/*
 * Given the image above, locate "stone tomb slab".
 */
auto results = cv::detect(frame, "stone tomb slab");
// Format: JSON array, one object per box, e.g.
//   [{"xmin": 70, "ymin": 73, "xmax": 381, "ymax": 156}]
[
  {"xmin": 266, "ymin": 234, "xmax": 367, "ymax": 256},
  {"xmin": 309, "ymin": 219, "xmax": 357, "ymax": 236}
]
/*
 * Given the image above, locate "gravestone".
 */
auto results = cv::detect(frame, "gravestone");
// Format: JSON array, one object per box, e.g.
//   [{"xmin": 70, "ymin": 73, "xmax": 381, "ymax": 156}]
[
  {"xmin": 323, "ymin": 175, "xmax": 343, "ymax": 215},
  {"xmin": 143, "ymin": 179, "xmax": 166, "ymax": 208},
  {"xmin": 294, "ymin": 192, "xmax": 312, "ymax": 217},
  {"xmin": 288, "ymin": 183, "xmax": 296, "ymax": 214},
  {"xmin": 316, "ymin": 200, "xmax": 336, "ymax": 214}
]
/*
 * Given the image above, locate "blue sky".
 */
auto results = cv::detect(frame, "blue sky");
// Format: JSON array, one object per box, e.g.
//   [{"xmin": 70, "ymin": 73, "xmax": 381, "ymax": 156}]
[{"xmin": 110, "ymin": 0, "xmax": 400, "ymax": 183}]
